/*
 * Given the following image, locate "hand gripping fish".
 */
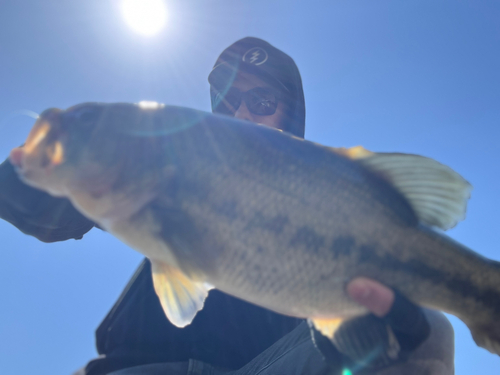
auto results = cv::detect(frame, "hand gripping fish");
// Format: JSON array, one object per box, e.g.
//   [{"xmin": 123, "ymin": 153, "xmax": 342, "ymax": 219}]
[{"xmin": 9, "ymin": 102, "xmax": 500, "ymax": 356}]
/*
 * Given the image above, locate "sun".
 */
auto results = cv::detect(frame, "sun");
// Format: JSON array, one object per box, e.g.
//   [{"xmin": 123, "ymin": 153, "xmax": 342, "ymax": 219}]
[{"xmin": 121, "ymin": 0, "xmax": 167, "ymax": 36}]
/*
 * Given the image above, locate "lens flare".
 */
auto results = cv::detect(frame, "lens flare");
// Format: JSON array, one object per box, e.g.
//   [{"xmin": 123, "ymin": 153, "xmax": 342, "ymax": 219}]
[
  {"xmin": 121, "ymin": 0, "xmax": 167, "ymax": 36},
  {"xmin": 138, "ymin": 101, "xmax": 165, "ymax": 109}
]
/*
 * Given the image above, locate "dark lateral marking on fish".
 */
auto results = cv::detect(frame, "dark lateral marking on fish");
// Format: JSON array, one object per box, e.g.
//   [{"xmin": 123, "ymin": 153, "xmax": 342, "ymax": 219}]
[
  {"xmin": 289, "ymin": 227, "xmax": 325, "ymax": 253},
  {"xmin": 356, "ymin": 244, "xmax": 500, "ymax": 315},
  {"xmin": 330, "ymin": 236, "xmax": 356, "ymax": 258},
  {"xmin": 244, "ymin": 212, "xmax": 290, "ymax": 234}
]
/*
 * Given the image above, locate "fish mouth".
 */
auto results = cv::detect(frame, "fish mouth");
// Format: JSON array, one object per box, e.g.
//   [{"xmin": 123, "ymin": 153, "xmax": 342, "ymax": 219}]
[
  {"xmin": 9, "ymin": 109, "xmax": 67, "ymax": 191},
  {"xmin": 9, "ymin": 120, "xmax": 52, "ymax": 172},
  {"xmin": 9, "ymin": 147, "xmax": 25, "ymax": 170}
]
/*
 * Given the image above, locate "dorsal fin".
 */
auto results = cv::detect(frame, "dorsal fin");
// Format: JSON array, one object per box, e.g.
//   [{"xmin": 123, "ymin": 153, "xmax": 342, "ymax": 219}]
[{"xmin": 334, "ymin": 146, "xmax": 472, "ymax": 230}]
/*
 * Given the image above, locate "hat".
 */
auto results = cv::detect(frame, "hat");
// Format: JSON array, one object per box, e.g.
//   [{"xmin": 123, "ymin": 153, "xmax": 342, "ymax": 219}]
[
  {"xmin": 208, "ymin": 37, "xmax": 306, "ymax": 138},
  {"xmin": 208, "ymin": 37, "xmax": 296, "ymax": 94}
]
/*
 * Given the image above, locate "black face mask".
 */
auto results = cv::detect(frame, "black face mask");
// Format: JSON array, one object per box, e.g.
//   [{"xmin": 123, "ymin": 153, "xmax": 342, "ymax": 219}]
[{"xmin": 212, "ymin": 86, "xmax": 283, "ymax": 116}]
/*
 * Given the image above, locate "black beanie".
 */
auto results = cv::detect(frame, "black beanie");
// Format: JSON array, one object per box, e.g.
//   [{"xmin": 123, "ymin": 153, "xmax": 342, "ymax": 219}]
[{"xmin": 208, "ymin": 37, "xmax": 306, "ymax": 139}]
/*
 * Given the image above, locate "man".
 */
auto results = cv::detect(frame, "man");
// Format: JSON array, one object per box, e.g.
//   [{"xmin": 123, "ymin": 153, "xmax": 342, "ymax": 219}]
[{"xmin": 0, "ymin": 37, "xmax": 454, "ymax": 375}]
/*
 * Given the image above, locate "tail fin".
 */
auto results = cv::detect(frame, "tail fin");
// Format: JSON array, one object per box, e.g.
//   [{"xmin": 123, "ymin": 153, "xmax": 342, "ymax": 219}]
[
  {"xmin": 469, "ymin": 322, "xmax": 500, "ymax": 355},
  {"xmin": 469, "ymin": 258, "xmax": 500, "ymax": 354}
]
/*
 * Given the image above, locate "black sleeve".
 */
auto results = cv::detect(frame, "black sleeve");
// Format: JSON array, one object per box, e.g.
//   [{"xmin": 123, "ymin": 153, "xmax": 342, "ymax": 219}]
[{"xmin": 0, "ymin": 158, "xmax": 95, "ymax": 242}]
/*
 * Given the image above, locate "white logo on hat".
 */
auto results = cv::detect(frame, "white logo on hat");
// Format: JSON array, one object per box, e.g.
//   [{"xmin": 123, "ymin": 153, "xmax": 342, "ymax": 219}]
[{"xmin": 243, "ymin": 47, "xmax": 268, "ymax": 66}]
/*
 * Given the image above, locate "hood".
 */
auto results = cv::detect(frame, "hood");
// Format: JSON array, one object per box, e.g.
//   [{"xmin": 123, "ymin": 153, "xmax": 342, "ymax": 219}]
[{"xmin": 208, "ymin": 37, "xmax": 305, "ymax": 138}]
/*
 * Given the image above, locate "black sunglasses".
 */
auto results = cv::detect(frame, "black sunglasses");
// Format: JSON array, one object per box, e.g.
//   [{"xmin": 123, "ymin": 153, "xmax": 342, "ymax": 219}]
[{"xmin": 213, "ymin": 87, "xmax": 283, "ymax": 116}]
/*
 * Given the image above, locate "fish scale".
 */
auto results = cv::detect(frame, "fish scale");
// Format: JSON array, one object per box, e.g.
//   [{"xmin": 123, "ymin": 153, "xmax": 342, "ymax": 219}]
[{"xmin": 173, "ymin": 157, "xmax": 437, "ymax": 316}]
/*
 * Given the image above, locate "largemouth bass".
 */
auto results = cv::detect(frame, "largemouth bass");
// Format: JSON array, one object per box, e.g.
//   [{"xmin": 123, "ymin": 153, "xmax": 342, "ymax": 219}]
[{"xmin": 9, "ymin": 102, "xmax": 500, "ymax": 356}]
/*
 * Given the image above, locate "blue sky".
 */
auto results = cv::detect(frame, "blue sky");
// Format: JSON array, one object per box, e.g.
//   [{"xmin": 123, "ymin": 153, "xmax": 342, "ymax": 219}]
[{"xmin": 1, "ymin": 1, "xmax": 499, "ymax": 373}]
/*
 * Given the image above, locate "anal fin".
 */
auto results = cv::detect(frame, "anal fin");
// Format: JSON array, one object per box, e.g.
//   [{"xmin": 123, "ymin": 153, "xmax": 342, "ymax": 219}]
[
  {"xmin": 469, "ymin": 322, "xmax": 500, "ymax": 355},
  {"xmin": 151, "ymin": 260, "xmax": 212, "ymax": 328},
  {"xmin": 310, "ymin": 317, "xmax": 345, "ymax": 339}
]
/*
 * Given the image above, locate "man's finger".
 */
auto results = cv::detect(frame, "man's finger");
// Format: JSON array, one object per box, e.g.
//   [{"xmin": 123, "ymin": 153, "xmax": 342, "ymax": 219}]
[{"xmin": 347, "ymin": 277, "xmax": 395, "ymax": 317}]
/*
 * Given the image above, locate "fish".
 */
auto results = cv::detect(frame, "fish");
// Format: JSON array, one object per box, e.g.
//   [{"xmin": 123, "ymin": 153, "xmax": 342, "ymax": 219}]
[{"xmin": 9, "ymin": 101, "xmax": 500, "ymax": 356}]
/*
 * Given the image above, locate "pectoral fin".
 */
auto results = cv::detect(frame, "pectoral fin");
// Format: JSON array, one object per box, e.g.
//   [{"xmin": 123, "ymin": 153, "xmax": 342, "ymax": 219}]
[
  {"xmin": 310, "ymin": 317, "xmax": 345, "ymax": 338},
  {"xmin": 151, "ymin": 260, "xmax": 212, "ymax": 328}
]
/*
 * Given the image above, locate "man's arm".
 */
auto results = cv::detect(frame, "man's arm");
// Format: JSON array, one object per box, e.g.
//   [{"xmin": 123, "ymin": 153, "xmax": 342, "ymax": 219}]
[
  {"xmin": 0, "ymin": 158, "xmax": 94, "ymax": 242},
  {"xmin": 354, "ymin": 279, "xmax": 453, "ymax": 374},
  {"xmin": 311, "ymin": 278, "xmax": 454, "ymax": 374},
  {"xmin": 371, "ymin": 309, "xmax": 454, "ymax": 375}
]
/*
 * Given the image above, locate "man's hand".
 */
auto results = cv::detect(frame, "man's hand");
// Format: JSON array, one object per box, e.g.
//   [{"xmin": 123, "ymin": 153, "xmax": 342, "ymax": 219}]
[
  {"xmin": 347, "ymin": 277, "xmax": 395, "ymax": 317},
  {"xmin": 311, "ymin": 277, "xmax": 432, "ymax": 373},
  {"xmin": 0, "ymin": 157, "xmax": 95, "ymax": 242}
]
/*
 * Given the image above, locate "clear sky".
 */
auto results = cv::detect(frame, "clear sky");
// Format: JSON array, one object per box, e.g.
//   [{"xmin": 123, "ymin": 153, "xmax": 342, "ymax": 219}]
[{"xmin": 1, "ymin": 1, "xmax": 499, "ymax": 373}]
